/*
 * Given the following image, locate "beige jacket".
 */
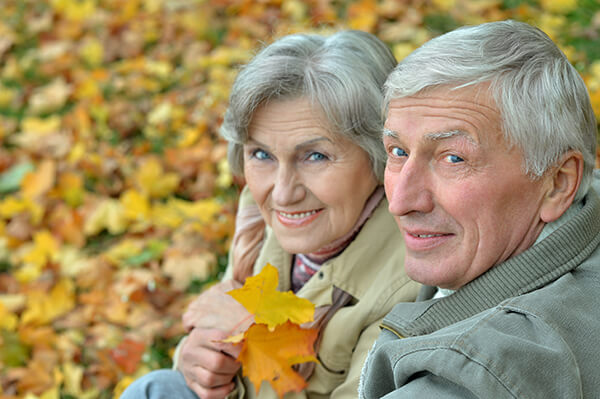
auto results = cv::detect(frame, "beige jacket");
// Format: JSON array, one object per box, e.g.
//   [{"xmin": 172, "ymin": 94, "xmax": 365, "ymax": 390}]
[{"xmin": 225, "ymin": 188, "xmax": 420, "ymax": 398}]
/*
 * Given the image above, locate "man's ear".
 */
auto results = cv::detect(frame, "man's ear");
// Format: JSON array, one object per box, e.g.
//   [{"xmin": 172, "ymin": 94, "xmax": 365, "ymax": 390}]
[{"xmin": 540, "ymin": 150, "xmax": 584, "ymax": 223}]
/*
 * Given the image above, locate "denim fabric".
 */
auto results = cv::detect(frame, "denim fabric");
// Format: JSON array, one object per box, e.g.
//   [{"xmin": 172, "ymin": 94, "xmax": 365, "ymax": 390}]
[{"xmin": 120, "ymin": 369, "xmax": 200, "ymax": 399}]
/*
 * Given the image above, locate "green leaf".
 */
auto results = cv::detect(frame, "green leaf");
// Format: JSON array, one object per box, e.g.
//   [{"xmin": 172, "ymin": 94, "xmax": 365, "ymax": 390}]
[
  {"xmin": 0, "ymin": 161, "xmax": 34, "ymax": 194},
  {"xmin": 0, "ymin": 330, "xmax": 30, "ymax": 367}
]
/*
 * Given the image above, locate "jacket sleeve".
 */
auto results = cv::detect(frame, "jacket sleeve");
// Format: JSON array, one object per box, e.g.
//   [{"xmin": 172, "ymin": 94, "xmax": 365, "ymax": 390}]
[
  {"xmin": 381, "ymin": 373, "xmax": 478, "ymax": 398},
  {"xmin": 360, "ymin": 306, "xmax": 583, "ymax": 399}
]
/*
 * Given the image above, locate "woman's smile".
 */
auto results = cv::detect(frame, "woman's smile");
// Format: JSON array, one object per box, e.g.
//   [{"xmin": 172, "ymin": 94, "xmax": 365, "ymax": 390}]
[
  {"xmin": 243, "ymin": 97, "xmax": 378, "ymax": 254},
  {"xmin": 275, "ymin": 208, "xmax": 323, "ymax": 227}
]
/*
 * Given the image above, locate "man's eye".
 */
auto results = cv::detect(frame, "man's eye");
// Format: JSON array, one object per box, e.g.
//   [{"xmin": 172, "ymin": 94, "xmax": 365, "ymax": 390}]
[
  {"xmin": 307, "ymin": 152, "xmax": 327, "ymax": 161},
  {"xmin": 252, "ymin": 149, "xmax": 271, "ymax": 160},
  {"xmin": 445, "ymin": 154, "xmax": 464, "ymax": 163},
  {"xmin": 391, "ymin": 147, "xmax": 408, "ymax": 157}
]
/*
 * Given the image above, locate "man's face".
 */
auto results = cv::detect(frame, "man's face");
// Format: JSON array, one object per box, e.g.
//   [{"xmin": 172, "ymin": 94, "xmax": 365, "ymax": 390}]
[{"xmin": 383, "ymin": 85, "xmax": 550, "ymax": 290}]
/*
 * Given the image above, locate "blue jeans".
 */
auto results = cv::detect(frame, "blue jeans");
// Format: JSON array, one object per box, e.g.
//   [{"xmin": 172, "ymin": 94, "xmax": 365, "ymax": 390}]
[{"xmin": 120, "ymin": 369, "xmax": 200, "ymax": 399}]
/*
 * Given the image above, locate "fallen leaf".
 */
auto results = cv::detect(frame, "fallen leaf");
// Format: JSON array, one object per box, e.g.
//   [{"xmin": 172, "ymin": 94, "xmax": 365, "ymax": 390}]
[
  {"xmin": 0, "ymin": 162, "xmax": 34, "ymax": 194},
  {"xmin": 21, "ymin": 160, "xmax": 56, "ymax": 200},
  {"xmin": 83, "ymin": 198, "xmax": 129, "ymax": 236},
  {"xmin": 162, "ymin": 252, "xmax": 216, "ymax": 291},
  {"xmin": 134, "ymin": 158, "xmax": 180, "ymax": 199},
  {"xmin": 0, "ymin": 301, "xmax": 18, "ymax": 331},
  {"xmin": 21, "ymin": 279, "xmax": 75, "ymax": 326},
  {"xmin": 110, "ymin": 338, "xmax": 145, "ymax": 374}
]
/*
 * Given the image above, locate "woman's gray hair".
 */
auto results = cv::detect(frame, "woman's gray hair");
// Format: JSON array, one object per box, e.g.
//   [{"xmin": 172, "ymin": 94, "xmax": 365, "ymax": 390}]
[
  {"xmin": 220, "ymin": 30, "xmax": 397, "ymax": 182},
  {"xmin": 384, "ymin": 20, "xmax": 597, "ymax": 201}
]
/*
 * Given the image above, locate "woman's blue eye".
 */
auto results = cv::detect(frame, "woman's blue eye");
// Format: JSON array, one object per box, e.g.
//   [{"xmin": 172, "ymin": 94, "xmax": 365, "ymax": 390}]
[
  {"xmin": 391, "ymin": 147, "xmax": 408, "ymax": 157},
  {"xmin": 307, "ymin": 152, "xmax": 327, "ymax": 161},
  {"xmin": 252, "ymin": 149, "xmax": 270, "ymax": 160},
  {"xmin": 446, "ymin": 154, "xmax": 464, "ymax": 163}
]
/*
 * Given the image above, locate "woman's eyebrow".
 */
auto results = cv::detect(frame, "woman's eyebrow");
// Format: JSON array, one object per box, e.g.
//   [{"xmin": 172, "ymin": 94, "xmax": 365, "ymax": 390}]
[
  {"xmin": 294, "ymin": 137, "xmax": 332, "ymax": 150},
  {"xmin": 245, "ymin": 138, "xmax": 270, "ymax": 149}
]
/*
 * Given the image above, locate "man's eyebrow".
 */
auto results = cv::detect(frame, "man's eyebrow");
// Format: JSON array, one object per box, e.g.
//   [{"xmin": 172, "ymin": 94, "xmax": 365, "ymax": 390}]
[
  {"xmin": 425, "ymin": 130, "xmax": 477, "ymax": 144},
  {"xmin": 383, "ymin": 128, "xmax": 476, "ymax": 144},
  {"xmin": 382, "ymin": 128, "xmax": 397, "ymax": 139}
]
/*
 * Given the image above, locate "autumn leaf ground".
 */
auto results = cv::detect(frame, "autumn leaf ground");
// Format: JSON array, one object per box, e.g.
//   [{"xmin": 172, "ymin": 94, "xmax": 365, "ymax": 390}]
[{"xmin": 0, "ymin": 0, "xmax": 599, "ymax": 398}]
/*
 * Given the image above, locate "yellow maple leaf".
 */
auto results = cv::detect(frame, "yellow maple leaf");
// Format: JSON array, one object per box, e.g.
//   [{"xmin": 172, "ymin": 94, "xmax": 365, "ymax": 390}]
[
  {"xmin": 134, "ymin": 158, "xmax": 180, "ymax": 199},
  {"xmin": 21, "ymin": 279, "xmax": 76, "ymax": 326},
  {"xmin": 238, "ymin": 322, "xmax": 318, "ymax": 397},
  {"xmin": 228, "ymin": 264, "xmax": 314, "ymax": 331}
]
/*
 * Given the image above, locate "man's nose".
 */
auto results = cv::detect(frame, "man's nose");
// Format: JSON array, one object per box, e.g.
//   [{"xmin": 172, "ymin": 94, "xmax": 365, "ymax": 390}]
[
  {"xmin": 386, "ymin": 158, "xmax": 434, "ymax": 216},
  {"xmin": 271, "ymin": 165, "xmax": 305, "ymax": 206}
]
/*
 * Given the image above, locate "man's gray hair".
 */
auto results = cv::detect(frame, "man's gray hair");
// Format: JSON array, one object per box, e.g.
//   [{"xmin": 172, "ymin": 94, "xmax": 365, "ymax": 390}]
[
  {"xmin": 220, "ymin": 30, "xmax": 397, "ymax": 182},
  {"xmin": 384, "ymin": 20, "xmax": 597, "ymax": 200}
]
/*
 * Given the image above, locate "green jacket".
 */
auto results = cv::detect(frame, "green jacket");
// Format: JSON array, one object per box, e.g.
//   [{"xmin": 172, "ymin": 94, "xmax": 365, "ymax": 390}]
[
  {"xmin": 359, "ymin": 170, "xmax": 600, "ymax": 398},
  {"xmin": 229, "ymin": 187, "xmax": 420, "ymax": 399}
]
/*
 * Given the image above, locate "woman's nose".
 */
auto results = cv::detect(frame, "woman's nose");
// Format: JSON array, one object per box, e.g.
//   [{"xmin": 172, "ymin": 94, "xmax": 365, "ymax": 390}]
[{"xmin": 271, "ymin": 166, "xmax": 305, "ymax": 206}]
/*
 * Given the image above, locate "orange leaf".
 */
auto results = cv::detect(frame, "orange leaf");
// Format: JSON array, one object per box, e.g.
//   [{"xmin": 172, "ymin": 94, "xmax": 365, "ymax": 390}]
[
  {"xmin": 227, "ymin": 264, "xmax": 314, "ymax": 330},
  {"xmin": 110, "ymin": 338, "xmax": 145, "ymax": 374},
  {"xmin": 21, "ymin": 159, "xmax": 56, "ymax": 200},
  {"xmin": 238, "ymin": 322, "xmax": 318, "ymax": 398}
]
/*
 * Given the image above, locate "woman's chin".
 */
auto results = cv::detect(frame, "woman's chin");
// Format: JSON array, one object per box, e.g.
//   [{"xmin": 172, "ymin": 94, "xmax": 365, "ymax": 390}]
[{"xmin": 276, "ymin": 236, "xmax": 323, "ymax": 255}]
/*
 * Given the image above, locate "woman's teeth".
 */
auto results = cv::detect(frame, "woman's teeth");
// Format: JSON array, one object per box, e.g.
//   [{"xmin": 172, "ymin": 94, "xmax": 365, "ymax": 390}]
[
  {"xmin": 415, "ymin": 234, "xmax": 444, "ymax": 238},
  {"xmin": 279, "ymin": 210, "xmax": 318, "ymax": 219}
]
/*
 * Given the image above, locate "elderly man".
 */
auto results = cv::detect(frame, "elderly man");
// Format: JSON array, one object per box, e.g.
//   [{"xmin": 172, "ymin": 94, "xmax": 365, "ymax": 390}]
[{"xmin": 360, "ymin": 20, "xmax": 600, "ymax": 398}]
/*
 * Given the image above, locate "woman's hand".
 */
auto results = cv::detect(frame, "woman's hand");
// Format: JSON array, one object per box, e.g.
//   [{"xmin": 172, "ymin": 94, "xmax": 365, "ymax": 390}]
[
  {"xmin": 178, "ymin": 327, "xmax": 242, "ymax": 399},
  {"xmin": 182, "ymin": 279, "xmax": 253, "ymax": 333},
  {"xmin": 178, "ymin": 280, "xmax": 253, "ymax": 398}
]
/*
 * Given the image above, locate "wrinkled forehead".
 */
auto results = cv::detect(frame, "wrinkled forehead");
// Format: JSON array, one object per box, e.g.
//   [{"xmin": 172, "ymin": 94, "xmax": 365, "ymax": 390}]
[{"xmin": 385, "ymin": 84, "xmax": 505, "ymax": 145}]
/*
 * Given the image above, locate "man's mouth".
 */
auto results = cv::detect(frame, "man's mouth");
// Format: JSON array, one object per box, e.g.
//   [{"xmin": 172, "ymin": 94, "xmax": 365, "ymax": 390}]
[{"xmin": 411, "ymin": 233, "xmax": 446, "ymax": 238}]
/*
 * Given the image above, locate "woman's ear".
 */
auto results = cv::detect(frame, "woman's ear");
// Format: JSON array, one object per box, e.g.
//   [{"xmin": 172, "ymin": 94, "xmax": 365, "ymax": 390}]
[{"xmin": 540, "ymin": 151, "xmax": 584, "ymax": 223}]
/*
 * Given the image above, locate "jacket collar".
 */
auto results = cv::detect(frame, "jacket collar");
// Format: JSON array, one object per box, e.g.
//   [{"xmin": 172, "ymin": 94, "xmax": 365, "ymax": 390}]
[{"xmin": 383, "ymin": 186, "xmax": 600, "ymax": 337}]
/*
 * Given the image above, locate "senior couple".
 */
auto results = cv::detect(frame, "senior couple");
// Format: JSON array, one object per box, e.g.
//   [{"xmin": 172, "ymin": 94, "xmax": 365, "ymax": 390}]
[{"xmin": 123, "ymin": 20, "xmax": 600, "ymax": 398}]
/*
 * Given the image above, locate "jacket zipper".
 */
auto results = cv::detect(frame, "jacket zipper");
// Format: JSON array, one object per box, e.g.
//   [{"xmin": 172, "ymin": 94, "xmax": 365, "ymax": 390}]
[{"xmin": 380, "ymin": 323, "xmax": 405, "ymax": 339}]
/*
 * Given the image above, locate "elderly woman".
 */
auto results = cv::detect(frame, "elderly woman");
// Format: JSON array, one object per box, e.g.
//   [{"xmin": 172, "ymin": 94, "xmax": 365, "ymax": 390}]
[{"xmin": 121, "ymin": 30, "xmax": 419, "ymax": 399}]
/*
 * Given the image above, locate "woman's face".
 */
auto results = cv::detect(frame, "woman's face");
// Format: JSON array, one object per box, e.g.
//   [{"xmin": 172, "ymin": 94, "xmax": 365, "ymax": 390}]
[{"xmin": 243, "ymin": 98, "xmax": 378, "ymax": 254}]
